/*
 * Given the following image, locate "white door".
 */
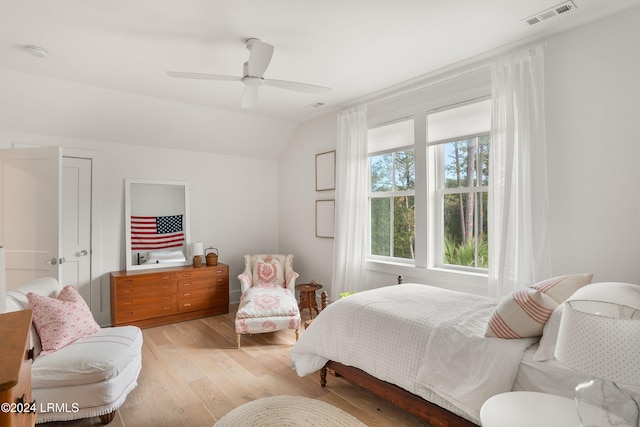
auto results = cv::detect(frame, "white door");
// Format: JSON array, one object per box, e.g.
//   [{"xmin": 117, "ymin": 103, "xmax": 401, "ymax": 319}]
[
  {"xmin": 60, "ymin": 157, "xmax": 92, "ymax": 303},
  {"xmin": 0, "ymin": 147, "xmax": 62, "ymax": 288}
]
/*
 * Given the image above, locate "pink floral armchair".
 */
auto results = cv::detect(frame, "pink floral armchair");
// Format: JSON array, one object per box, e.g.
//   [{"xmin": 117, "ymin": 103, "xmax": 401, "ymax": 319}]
[{"xmin": 235, "ymin": 254, "xmax": 301, "ymax": 349}]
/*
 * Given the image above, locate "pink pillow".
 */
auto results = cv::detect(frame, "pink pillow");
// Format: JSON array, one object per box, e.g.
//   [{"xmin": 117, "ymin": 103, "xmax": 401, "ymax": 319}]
[
  {"xmin": 485, "ymin": 288, "xmax": 558, "ymax": 339},
  {"xmin": 27, "ymin": 285, "xmax": 100, "ymax": 355},
  {"xmin": 252, "ymin": 258, "xmax": 284, "ymax": 286}
]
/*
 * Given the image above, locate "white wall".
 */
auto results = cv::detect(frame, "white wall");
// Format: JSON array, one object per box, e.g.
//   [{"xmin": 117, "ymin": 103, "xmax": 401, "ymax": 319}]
[
  {"xmin": 279, "ymin": 5, "xmax": 640, "ymax": 296},
  {"xmin": 279, "ymin": 114, "xmax": 337, "ymax": 290},
  {"xmin": 0, "ymin": 130, "xmax": 280, "ymax": 323},
  {"xmin": 545, "ymin": 7, "xmax": 640, "ymax": 284}
]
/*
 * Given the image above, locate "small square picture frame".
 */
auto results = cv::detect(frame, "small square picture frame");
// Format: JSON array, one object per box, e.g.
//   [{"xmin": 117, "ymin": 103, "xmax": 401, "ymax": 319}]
[{"xmin": 315, "ymin": 150, "xmax": 336, "ymax": 191}]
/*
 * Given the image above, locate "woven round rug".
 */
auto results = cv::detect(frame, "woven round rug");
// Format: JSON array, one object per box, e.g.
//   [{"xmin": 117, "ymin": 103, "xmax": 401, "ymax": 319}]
[{"xmin": 214, "ymin": 395, "xmax": 367, "ymax": 427}]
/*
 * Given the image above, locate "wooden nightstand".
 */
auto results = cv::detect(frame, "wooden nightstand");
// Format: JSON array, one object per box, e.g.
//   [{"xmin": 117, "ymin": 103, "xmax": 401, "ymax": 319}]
[
  {"xmin": 480, "ymin": 391, "xmax": 579, "ymax": 427},
  {"xmin": 295, "ymin": 281, "xmax": 323, "ymax": 319}
]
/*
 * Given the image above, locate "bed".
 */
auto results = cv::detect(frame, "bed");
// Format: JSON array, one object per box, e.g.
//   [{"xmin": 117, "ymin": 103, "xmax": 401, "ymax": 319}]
[{"xmin": 290, "ymin": 282, "xmax": 581, "ymax": 427}]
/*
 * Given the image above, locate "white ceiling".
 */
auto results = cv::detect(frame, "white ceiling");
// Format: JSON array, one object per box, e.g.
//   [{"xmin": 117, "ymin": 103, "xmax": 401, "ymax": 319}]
[{"xmin": 0, "ymin": 0, "xmax": 638, "ymax": 158}]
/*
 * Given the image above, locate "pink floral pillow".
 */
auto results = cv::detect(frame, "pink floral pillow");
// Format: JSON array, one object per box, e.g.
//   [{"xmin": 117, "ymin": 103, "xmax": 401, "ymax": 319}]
[
  {"xmin": 252, "ymin": 256, "xmax": 284, "ymax": 286},
  {"xmin": 27, "ymin": 285, "xmax": 100, "ymax": 355}
]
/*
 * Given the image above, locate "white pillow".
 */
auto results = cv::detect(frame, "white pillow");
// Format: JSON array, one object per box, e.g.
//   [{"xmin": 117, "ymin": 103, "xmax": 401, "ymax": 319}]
[
  {"xmin": 485, "ymin": 288, "xmax": 558, "ymax": 339},
  {"xmin": 534, "ymin": 282, "xmax": 640, "ymax": 361},
  {"xmin": 146, "ymin": 250, "xmax": 186, "ymax": 263},
  {"xmin": 252, "ymin": 255, "xmax": 285, "ymax": 286},
  {"xmin": 530, "ymin": 273, "xmax": 593, "ymax": 304}
]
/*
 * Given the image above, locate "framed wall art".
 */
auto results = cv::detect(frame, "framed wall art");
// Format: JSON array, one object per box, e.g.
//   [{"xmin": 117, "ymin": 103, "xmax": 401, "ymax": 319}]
[
  {"xmin": 315, "ymin": 199, "xmax": 335, "ymax": 238},
  {"xmin": 315, "ymin": 150, "xmax": 336, "ymax": 191}
]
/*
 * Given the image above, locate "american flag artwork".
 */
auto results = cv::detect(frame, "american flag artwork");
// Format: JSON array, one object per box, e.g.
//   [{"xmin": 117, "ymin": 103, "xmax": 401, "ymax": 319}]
[{"xmin": 131, "ymin": 215, "xmax": 185, "ymax": 250}]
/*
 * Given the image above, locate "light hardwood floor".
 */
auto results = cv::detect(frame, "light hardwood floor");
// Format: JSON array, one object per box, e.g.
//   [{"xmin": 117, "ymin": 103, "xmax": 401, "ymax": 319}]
[{"xmin": 41, "ymin": 304, "xmax": 430, "ymax": 427}]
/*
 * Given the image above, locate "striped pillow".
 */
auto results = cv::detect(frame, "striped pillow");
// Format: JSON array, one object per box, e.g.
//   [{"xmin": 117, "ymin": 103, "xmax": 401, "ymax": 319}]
[
  {"xmin": 485, "ymin": 288, "xmax": 558, "ymax": 339},
  {"xmin": 530, "ymin": 273, "xmax": 593, "ymax": 304}
]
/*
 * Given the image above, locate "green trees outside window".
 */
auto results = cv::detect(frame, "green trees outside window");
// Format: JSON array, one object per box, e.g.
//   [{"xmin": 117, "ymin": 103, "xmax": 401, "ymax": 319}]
[
  {"xmin": 370, "ymin": 150, "xmax": 415, "ymax": 259},
  {"xmin": 441, "ymin": 135, "xmax": 489, "ymax": 268}
]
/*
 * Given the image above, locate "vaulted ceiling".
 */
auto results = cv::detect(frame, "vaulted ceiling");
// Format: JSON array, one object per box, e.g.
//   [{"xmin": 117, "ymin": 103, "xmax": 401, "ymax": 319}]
[{"xmin": 1, "ymin": 0, "xmax": 637, "ymax": 158}]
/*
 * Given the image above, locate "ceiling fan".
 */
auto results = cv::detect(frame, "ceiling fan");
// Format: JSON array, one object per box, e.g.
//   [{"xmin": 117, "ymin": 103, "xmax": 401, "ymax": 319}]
[{"xmin": 167, "ymin": 38, "xmax": 331, "ymax": 108}]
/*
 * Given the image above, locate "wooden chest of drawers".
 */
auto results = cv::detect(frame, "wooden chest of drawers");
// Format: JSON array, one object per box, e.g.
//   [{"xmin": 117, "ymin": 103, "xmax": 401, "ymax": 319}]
[
  {"xmin": 111, "ymin": 264, "xmax": 229, "ymax": 328},
  {"xmin": 0, "ymin": 310, "xmax": 36, "ymax": 427}
]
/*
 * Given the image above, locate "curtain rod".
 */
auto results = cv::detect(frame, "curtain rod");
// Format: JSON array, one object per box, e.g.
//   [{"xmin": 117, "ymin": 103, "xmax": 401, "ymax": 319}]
[{"xmin": 340, "ymin": 40, "xmax": 547, "ymax": 111}]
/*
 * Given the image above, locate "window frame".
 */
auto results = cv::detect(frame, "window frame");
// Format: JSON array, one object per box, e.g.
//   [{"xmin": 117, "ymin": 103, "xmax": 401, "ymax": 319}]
[
  {"xmin": 368, "ymin": 145, "xmax": 416, "ymax": 262},
  {"xmin": 365, "ymin": 74, "xmax": 492, "ymax": 289},
  {"xmin": 431, "ymin": 131, "xmax": 490, "ymax": 272}
]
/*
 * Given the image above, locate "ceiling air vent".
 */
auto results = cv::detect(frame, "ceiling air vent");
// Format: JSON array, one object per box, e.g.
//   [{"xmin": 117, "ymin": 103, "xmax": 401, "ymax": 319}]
[{"xmin": 522, "ymin": 1, "xmax": 577, "ymax": 26}]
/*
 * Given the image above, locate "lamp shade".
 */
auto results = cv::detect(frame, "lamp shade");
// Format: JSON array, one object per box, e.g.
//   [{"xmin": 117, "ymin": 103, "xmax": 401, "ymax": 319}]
[
  {"xmin": 555, "ymin": 300, "xmax": 640, "ymax": 385},
  {"xmin": 190, "ymin": 241, "xmax": 204, "ymax": 258}
]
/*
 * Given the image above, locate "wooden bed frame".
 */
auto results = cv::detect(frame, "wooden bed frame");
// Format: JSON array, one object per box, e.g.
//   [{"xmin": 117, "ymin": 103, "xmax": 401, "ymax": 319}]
[
  {"xmin": 320, "ymin": 361, "xmax": 478, "ymax": 427},
  {"xmin": 317, "ymin": 276, "xmax": 479, "ymax": 427}
]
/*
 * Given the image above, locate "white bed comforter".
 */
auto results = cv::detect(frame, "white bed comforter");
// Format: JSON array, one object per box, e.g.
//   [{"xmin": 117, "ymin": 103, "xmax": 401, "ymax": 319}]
[{"xmin": 290, "ymin": 284, "xmax": 536, "ymax": 423}]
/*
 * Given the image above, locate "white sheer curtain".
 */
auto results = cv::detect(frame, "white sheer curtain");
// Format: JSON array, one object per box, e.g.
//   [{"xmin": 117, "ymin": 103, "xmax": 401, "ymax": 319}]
[
  {"xmin": 488, "ymin": 45, "xmax": 551, "ymax": 297},
  {"xmin": 331, "ymin": 105, "xmax": 368, "ymax": 298}
]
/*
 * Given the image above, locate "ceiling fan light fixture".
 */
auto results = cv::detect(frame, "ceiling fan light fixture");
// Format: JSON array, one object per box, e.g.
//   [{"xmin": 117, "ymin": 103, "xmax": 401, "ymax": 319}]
[{"xmin": 24, "ymin": 45, "xmax": 48, "ymax": 58}]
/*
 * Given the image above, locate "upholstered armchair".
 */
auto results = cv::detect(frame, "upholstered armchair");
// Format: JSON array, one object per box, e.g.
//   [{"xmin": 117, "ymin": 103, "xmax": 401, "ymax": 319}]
[{"xmin": 235, "ymin": 254, "xmax": 301, "ymax": 348}]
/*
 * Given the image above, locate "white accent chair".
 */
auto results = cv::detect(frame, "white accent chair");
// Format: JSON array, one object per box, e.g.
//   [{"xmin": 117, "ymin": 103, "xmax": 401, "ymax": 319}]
[
  {"xmin": 235, "ymin": 254, "xmax": 301, "ymax": 348},
  {"xmin": 5, "ymin": 277, "xmax": 142, "ymax": 424}
]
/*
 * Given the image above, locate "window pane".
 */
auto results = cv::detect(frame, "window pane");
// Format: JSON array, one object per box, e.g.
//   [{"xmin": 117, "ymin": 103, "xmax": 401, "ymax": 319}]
[
  {"xmin": 478, "ymin": 135, "xmax": 490, "ymax": 186},
  {"xmin": 394, "ymin": 149, "xmax": 415, "ymax": 191},
  {"xmin": 443, "ymin": 192, "xmax": 488, "ymax": 268},
  {"xmin": 371, "ymin": 153, "xmax": 392, "ymax": 192},
  {"xmin": 443, "ymin": 137, "xmax": 490, "ymax": 188},
  {"xmin": 371, "ymin": 197, "xmax": 391, "ymax": 256},
  {"xmin": 393, "ymin": 195, "xmax": 415, "ymax": 259}
]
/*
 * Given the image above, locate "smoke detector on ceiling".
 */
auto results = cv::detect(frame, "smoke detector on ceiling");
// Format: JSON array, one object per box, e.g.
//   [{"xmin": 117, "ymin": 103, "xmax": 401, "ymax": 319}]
[{"xmin": 522, "ymin": 1, "xmax": 577, "ymax": 26}]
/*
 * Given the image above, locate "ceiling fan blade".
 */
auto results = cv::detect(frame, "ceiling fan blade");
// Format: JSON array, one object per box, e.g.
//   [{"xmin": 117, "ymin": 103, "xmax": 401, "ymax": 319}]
[
  {"xmin": 241, "ymin": 86, "xmax": 259, "ymax": 108},
  {"xmin": 247, "ymin": 39, "xmax": 274, "ymax": 77},
  {"xmin": 167, "ymin": 71, "xmax": 242, "ymax": 82},
  {"xmin": 264, "ymin": 78, "xmax": 331, "ymax": 94}
]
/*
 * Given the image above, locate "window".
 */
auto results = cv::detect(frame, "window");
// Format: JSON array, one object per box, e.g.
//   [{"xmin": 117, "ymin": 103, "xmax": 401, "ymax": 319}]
[
  {"xmin": 369, "ymin": 119, "xmax": 415, "ymax": 260},
  {"xmin": 368, "ymin": 98, "xmax": 491, "ymax": 272},
  {"xmin": 436, "ymin": 136, "xmax": 489, "ymax": 269}
]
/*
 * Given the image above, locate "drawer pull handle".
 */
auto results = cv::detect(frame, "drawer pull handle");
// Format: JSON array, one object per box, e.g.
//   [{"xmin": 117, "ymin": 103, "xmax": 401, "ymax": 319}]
[
  {"xmin": 216, "ymin": 270, "xmax": 223, "ymax": 273},
  {"xmin": 124, "ymin": 312, "xmax": 134, "ymax": 316},
  {"xmin": 162, "ymin": 276, "xmax": 171, "ymax": 280},
  {"xmin": 183, "ymin": 273, "xmax": 192, "ymax": 277},
  {"xmin": 217, "ymin": 278, "xmax": 223, "ymax": 282},
  {"xmin": 123, "ymin": 301, "xmax": 132, "ymax": 305},
  {"xmin": 123, "ymin": 289, "xmax": 132, "ymax": 294},
  {"xmin": 183, "ymin": 303, "xmax": 192, "ymax": 307},
  {"xmin": 163, "ymin": 285, "xmax": 171, "ymax": 289},
  {"xmin": 163, "ymin": 295, "xmax": 171, "ymax": 300},
  {"xmin": 184, "ymin": 293, "xmax": 192, "ymax": 297},
  {"xmin": 27, "ymin": 347, "xmax": 35, "ymax": 360},
  {"xmin": 163, "ymin": 306, "xmax": 172, "ymax": 310},
  {"xmin": 184, "ymin": 282, "xmax": 192, "ymax": 286}
]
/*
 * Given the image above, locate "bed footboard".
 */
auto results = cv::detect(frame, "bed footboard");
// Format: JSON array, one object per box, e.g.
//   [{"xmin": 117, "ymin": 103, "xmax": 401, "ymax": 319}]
[{"xmin": 321, "ymin": 361, "xmax": 478, "ymax": 427}]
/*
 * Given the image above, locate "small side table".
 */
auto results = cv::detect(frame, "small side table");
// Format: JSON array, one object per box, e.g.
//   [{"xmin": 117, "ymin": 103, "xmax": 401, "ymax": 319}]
[
  {"xmin": 480, "ymin": 391, "xmax": 579, "ymax": 427},
  {"xmin": 296, "ymin": 281, "xmax": 323, "ymax": 319}
]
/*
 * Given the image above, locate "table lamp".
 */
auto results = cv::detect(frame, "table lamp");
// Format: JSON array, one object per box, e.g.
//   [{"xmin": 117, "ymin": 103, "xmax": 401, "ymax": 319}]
[
  {"xmin": 555, "ymin": 300, "xmax": 640, "ymax": 427},
  {"xmin": 189, "ymin": 241, "xmax": 204, "ymax": 267}
]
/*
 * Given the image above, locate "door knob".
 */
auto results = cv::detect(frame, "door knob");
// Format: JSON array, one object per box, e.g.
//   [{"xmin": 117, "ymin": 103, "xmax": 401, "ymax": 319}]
[
  {"xmin": 45, "ymin": 258, "xmax": 57, "ymax": 265},
  {"xmin": 79, "ymin": 249, "xmax": 89, "ymax": 256}
]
